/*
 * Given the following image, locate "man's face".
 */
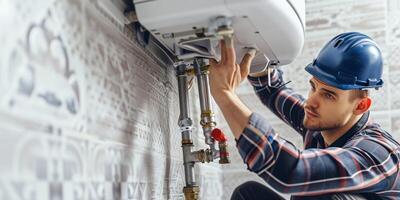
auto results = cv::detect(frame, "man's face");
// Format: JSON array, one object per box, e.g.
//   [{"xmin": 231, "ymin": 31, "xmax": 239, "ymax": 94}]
[{"xmin": 303, "ymin": 77, "xmax": 360, "ymax": 131}]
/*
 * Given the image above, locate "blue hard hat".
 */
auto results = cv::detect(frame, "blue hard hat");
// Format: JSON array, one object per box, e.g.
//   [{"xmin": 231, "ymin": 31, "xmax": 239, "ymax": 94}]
[{"xmin": 305, "ymin": 32, "xmax": 383, "ymax": 90}]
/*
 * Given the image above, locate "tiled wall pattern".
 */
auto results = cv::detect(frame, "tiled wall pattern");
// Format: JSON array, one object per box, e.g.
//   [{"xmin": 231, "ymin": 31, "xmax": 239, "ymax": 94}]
[
  {"xmin": 1, "ymin": 0, "xmax": 399, "ymax": 200},
  {"xmin": 0, "ymin": 0, "xmax": 223, "ymax": 199},
  {"xmin": 222, "ymin": 0, "xmax": 400, "ymax": 199}
]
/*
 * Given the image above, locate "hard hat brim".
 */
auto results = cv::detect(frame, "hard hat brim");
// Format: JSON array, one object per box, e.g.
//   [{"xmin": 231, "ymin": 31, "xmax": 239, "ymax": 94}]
[{"xmin": 305, "ymin": 62, "xmax": 383, "ymax": 90}]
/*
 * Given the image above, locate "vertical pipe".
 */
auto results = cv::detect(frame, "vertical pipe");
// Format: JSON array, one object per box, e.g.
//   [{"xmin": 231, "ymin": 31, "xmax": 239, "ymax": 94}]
[
  {"xmin": 176, "ymin": 64, "xmax": 196, "ymax": 187},
  {"xmin": 193, "ymin": 60, "xmax": 216, "ymax": 149}
]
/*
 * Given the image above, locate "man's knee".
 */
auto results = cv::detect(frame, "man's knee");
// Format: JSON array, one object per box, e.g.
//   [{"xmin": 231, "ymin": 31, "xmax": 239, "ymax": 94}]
[
  {"xmin": 231, "ymin": 181, "xmax": 260, "ymax": 200},
  {"xmin": 232, "ymin": 181, "xmax": 260, "ymax": 193},
  {"xmin": 231, "ymin": 181, "xmax": 284, "ymax": 200},
  {"xmin": 293, "ymin": 193, "xmax": 369, "ymax": 200},
  {"xmin": 331, "ymin": 193, "xmax": 368, "ymax": 200}
]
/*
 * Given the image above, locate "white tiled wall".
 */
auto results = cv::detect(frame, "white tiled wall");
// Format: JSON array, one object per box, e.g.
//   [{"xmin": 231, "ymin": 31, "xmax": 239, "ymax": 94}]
[{"xmin": 0, "ymin": 0, "xmax": 222, "ymax": 199}]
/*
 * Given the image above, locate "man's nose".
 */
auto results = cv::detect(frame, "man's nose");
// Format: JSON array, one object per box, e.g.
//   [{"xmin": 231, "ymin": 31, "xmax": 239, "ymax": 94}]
[{"xmin": 306, "ymin": 91, "xmax": 319, "ymax": 109}]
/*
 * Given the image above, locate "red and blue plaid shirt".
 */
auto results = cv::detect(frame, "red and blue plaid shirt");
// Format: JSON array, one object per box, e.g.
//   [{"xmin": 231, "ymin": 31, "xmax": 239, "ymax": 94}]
[{"xmin": 236, "ymin": 69, "xmax": 400, "ymax": 199}]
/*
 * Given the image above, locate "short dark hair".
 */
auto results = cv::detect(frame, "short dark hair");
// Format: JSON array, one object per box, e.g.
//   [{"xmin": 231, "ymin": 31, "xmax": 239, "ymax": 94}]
[{"xmin": 350, "ymin": 89, "xmax": 369, "ymax": 100}]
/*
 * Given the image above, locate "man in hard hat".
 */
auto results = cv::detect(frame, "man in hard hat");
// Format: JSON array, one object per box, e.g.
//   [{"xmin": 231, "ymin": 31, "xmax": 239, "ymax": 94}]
[{"xmin": 209, "ymin": 32, "xmax": 400, "ymax": 200}]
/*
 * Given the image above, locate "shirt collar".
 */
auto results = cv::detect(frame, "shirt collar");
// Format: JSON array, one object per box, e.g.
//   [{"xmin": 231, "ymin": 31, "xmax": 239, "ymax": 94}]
[{"xmin": 318, "ymin": 111, "xmax": 370, "ymax": 148}]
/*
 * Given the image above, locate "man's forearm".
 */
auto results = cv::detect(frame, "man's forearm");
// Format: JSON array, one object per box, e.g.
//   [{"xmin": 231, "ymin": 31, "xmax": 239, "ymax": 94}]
[{"xmin": 213, "ymin": 91, "xmax": 252, "ymax": 139}]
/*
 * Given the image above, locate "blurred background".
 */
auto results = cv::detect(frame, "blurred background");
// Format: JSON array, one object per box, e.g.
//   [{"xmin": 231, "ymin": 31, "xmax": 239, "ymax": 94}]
[{"xmin": 223, "ymin": 0, "xmax": 400, "ymax": 199}]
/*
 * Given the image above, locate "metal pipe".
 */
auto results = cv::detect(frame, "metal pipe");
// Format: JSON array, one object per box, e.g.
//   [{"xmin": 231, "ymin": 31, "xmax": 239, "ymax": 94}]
[
  {"xmin": 176, "ymin": 64, "xmax": 197, "ymax": 187},
  {"xmin": 176, "ymin": 60, "xmax": 230, "ymax": 199},
  {"xmin": 193, "ymin": 59, "xmax": 216, "ymax": 149},
  {"xmin": 193, "ymin": 58, "xmax": 231, "ymax": 164},
  {"xmin": 177, "ymin": 65, "xmax": 190, "ymax": 124},
  {"xmin": 194, "ymin": 61, "xmax": 210, "ymax": 112}
]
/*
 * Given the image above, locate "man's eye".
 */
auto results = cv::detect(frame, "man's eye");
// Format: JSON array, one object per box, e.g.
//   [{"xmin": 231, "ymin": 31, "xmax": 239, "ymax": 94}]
[{"xmin": 324, "ymin": 93, "xmax": 334, "ymax": 99}]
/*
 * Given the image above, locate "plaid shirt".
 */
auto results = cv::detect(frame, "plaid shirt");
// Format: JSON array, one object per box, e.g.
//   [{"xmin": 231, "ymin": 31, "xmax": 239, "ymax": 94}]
[{"xmin": 236, "ymin": 69, "xmax": 400, "ymax": 199}]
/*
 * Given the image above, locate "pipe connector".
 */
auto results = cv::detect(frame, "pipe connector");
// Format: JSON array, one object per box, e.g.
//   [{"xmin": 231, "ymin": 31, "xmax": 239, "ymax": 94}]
[
  {"xmin": 186, "ymin": 65, "xmax": 209, "ymax": 76},
  {"xmin": 183, "ymin": 186, "xmax": 200, "ymax": 200},
  {"xmin": 179, "ymin": 118, "xmax": 193, "ymax": 127},
  {"xmin": 193, "ymin": 149, "xmax": 213, "ymax": 163},
  {"xmin": 200, "ymin": 110, "xmax": 216, "ymax": 128},
  {"xmin": 209, "ymin": 16, "xmax": 234, "ymax": 37},
  {"xmin": 211, "ymin": 128, "xmax": 230, "ymax": 164},
  {"xmin": 218, "ymin": 142, "xmax": 230, "ymax": 164},
  {"xmin": 208, "ymin": 16, "xmax": 234, "ymax": 47}
]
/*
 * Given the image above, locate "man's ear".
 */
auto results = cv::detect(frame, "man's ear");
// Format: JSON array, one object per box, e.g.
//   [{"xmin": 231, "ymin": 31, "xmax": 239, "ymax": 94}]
[{"xmin": 354, "ymin": 97, "xmax": 372, "ymax": 115}]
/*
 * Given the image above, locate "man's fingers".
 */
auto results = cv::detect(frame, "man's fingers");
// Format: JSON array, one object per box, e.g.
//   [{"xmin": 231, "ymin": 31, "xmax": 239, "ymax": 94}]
[
  {"xmin": 224, "ymin": 37, "xmax": 236, "ymax": 66},
  {"xmin": 239, "ymin": 49, "xmax": 256, "ymax": 79},
  {"xmin": 220, "ymin": 40, "xmax": 227, "ymax": 64}
]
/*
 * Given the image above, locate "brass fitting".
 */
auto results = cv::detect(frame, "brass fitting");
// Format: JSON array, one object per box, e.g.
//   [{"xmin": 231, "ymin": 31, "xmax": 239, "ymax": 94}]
[
  {"xmin": 200, "ymin": 110, "xmax": 216, "ymax": 128},
  {"xmin": 200, "ymin": 110, "xmax": 214, "ymax": 118},
  {"xmin": 194, "ymin": 149, "xmax": 213, "ymax": 163},
  {"xmin": 182, "ymin": 139, "xmax": 193, "ymax": 145},
  {"xmin": 183, "ymin": 186, "xmax": 200, "ymax": 200},
  {"xmin": 186, "ymin": 65, "xmax": 210, "ymax": 76},
  {"xmin": 200, "ymin": 121, "xmax": 216, "ymax": 129},
  {"xmin": 218, "ymin": 142, "xmax": 230, "ymax": 164},
  {"xmin": 185, "ymin": 68, "xmax": 196, "ymax": 76},
  {"xmin": 200, "ymin": 65, "xmax": 210, "ymax": 73},
  {"xmin": 196, "ymin": 149, "xmax": 206, "ymax": 163}
]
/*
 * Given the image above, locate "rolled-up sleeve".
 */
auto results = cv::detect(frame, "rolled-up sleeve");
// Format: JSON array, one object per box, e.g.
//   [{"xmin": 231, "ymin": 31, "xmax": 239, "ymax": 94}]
[{"xmin": 247, "ymin": 69, "xmax": 307, "ymax": 138}]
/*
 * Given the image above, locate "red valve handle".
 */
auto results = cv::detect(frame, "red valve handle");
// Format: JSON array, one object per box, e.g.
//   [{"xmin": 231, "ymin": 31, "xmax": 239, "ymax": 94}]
[{"xmin": 211, "ymin": 128, "xmax": 227, "ymax": 142}]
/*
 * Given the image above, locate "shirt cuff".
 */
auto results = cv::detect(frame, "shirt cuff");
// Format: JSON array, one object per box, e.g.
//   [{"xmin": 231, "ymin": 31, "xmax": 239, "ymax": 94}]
[{"xmin": 247, "ymin": 68, "xmax": 281, "ymax": 88}]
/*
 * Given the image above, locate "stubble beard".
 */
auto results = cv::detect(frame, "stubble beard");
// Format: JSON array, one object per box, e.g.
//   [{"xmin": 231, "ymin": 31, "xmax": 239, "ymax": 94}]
[{"xmin": 303, "ymin": 116, "xmax": 342, "ymax": 132}]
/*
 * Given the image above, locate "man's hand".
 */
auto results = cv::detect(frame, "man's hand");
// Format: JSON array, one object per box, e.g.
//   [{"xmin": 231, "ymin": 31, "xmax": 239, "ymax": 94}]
[
  {"xmin": 207, "ymin": 39, "xmax": 255, "ymax": 139},
  {"xmin": 209, "ymin": 40, "xmax": 256, "ymax": 99}
]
